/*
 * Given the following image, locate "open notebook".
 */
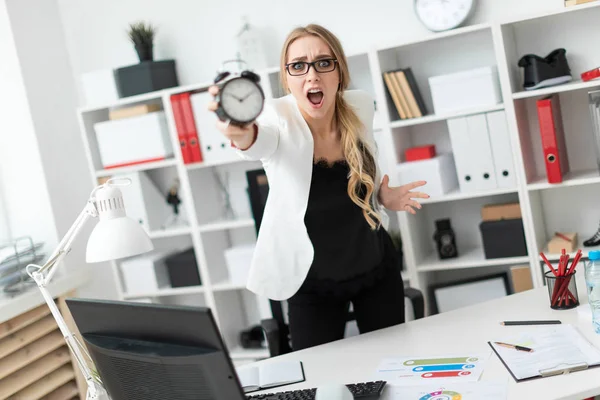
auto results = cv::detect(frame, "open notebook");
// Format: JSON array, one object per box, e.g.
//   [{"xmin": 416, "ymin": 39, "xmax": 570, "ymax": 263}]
[
  {"xmin": 489, "ymin": 324, "xmax": 600, "ymax": 382},
  {"xmin": 236, "ymin": 360, "xmax": 305, "ymax": 393}
]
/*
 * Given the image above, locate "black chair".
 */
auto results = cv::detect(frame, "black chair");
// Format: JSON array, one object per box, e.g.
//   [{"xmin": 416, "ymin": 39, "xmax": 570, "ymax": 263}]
[{"xmin": 246, "ymin": 169, "xmax": 425, "ymax": 357}]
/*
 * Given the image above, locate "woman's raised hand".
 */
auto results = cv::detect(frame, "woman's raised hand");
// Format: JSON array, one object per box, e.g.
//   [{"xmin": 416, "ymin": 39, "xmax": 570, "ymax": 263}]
[
  {"xmin": 378, "ymin": 175, "xmax": 430, "ymax": 215},
  {"xmin": 207, "ymin": 85, "xmax": 256, "ymax": 150}
]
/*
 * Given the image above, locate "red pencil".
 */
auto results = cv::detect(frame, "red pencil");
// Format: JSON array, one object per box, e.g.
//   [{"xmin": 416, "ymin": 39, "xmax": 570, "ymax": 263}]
[
  {"xmin": 567, "ymin": 250, "xmax": 582, "ymax": 275},
  {"xmin": 554, "ymin": 249, "xmax": 582, "ymax": 307},
  {"xmin": 540, "ymin": 252, "xmax": 559, "ymax": 277}
]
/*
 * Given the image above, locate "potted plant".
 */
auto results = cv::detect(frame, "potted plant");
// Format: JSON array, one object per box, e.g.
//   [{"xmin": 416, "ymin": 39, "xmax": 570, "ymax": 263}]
[
  {"xmin": 128, "ymin": 21, "xmax": 156, "ymax": 62},
  {"xmin": 388, "ymin": 230, "xmax": 404, "ymax": 271}
]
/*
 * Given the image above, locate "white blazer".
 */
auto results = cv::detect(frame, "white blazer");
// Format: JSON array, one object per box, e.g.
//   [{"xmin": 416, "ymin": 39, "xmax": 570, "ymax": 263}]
[{"xmin": 236, "ymin": 89, "xmax": 389, "ymax": 301}]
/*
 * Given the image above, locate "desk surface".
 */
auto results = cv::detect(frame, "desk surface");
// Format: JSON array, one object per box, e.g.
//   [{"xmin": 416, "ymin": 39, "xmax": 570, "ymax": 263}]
[{"xmin": 247, "ymin": 277, "xmax": 600, "ymax": 400}]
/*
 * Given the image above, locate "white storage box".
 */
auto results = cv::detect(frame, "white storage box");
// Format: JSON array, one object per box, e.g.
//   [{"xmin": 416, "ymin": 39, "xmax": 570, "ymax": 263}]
[
  {"xmin": 81, "ymin": 69, "xmax": 120, "ymax": 106},
  {"xmin": 94, "ymin": 111, "xmax": 173, "ymax": 169},
  {"xmin": 429, "ymin": 66, "xmax": 501, "ymax": 114},
  {"xmin": 224, "ymin": 244, "xmax": 256, "ymax": 285},
  {"xmin": 396, "ymin": 153, "xmax": 459, "ymax": 198},
  {"xmin": 120, "ymin": 250, "xmax": 175, "ymax": 295}
]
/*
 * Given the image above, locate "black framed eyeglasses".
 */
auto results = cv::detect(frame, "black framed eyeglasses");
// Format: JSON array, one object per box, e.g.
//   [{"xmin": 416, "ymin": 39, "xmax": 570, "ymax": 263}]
[{"xmin": 285, "ymin": 59, "xmax": 338, "ymax": 76}]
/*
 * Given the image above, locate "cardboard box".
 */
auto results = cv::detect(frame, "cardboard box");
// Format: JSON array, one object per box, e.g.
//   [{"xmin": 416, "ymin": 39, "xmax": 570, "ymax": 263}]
[
  {"xmin": 565, "ymin": 0, "xmax": 596, "ymax": 6},
  {"xmin": 547, "ymin": 232, "xmax": 578, "ymax": 254},
  {"xmin": 481, "ymin": 202, "xmax": 522, "ymax": 221},
  {"xmin": 510, "ymin": 265, "xmax": 534, "ymax": 293}
]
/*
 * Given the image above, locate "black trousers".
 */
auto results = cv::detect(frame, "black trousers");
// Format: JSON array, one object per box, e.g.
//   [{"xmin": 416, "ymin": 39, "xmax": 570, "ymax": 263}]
[{"xmin": 286, "ymin": 261, "xmax": 405, "ymax": 351}]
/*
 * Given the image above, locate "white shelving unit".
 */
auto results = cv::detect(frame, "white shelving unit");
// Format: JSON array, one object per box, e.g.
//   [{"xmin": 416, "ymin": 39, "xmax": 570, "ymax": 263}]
[{"xmin": 76, "ymin": 2, "xmax": 600, "ymax": 361}]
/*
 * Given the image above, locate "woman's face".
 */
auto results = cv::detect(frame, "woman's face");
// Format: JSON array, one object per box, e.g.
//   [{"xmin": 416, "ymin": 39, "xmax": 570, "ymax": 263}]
[{"xmin": 285, "ymin": 35, "xmax": 340, "ymax": 122}]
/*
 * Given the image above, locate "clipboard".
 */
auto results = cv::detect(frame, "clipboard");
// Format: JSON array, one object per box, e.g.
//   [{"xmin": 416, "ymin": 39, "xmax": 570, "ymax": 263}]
[
  {"xmin": 488, "ymin": 324, "xmax": 600, "ymax": 382},
  {"xmin": 488, "ymin": 342, "xmax": 599, "ymax": 382}
]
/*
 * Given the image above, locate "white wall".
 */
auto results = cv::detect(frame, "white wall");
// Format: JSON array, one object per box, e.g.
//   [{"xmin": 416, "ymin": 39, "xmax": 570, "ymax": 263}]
[
  {"xmin": 0, "ymin": 165, "xmax": 11, "ymax": 243},
  {"xmin": 0, "ymin": 0, "xmax": 59, "ymax": 253},
  {"xmin": 57, "ymin": 0, "xmax": 564, "ymax": 106},
  {"xmin": 0, "ymin": 0, "xmax": 116, "ymax": 300}
]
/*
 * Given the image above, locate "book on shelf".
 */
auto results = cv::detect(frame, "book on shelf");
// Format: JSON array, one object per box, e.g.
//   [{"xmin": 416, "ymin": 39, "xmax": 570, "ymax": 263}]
[{"xmin": 382, "ymin": 68, "xmax": 427, "ymax": 120}]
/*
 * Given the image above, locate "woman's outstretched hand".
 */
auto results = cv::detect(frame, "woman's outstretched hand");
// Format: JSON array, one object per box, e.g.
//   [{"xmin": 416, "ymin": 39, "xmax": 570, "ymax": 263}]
[
  {"xmin": 207, "ymin": 85, "xmax": 256, "ymax": 150},
  {"xmin": 378, "ymin": 175, "xmax": 429, "ymax": 215}
]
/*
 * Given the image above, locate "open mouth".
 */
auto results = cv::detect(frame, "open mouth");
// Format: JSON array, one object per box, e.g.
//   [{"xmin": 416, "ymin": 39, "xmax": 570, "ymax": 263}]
[{"xmin": 307, "ymin": 89, "xmax": 324, "ymax": 107}]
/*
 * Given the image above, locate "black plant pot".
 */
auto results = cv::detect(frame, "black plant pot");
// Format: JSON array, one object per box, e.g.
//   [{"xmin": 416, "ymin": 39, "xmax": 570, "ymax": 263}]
[{"xmin": 135, "ymin": 44, "xmax": 153, "ymax": 62}]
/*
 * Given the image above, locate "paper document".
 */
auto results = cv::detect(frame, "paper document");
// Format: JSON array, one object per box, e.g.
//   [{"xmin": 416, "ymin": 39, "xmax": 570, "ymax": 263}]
[
  {"xmin": 385, "ymin": 381, "xmax": 508, "ymax": 400},
  {"xmin": 374, "ymin": 353, "xmax": 490, "ymax": 384},
  {"xmin": 489, "ymin": 324, "xmax": 600, "ymax": 381},
  {"xmin": 236, "ymin": 360, "xmax": 305, "ymax": 393}
]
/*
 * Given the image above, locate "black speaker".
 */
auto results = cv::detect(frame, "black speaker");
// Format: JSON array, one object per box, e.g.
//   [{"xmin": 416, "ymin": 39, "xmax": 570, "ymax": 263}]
[{"xmin": 433, "ymin": 218, "xmax": 458, "ymax": 259}]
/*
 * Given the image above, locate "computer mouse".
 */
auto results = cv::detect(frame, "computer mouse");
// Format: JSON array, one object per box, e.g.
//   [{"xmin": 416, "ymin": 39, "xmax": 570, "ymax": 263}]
[{"xmin": 315, "ymin": 383, "xmax": 353, "ymax": 400}]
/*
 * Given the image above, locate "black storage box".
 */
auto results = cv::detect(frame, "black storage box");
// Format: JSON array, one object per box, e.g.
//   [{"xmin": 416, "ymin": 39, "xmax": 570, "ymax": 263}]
[
  {"xmin": 164, "ymin": 248, "xmax": 201, "ymax": 288},
  {"xmin": 480, "ymin": 218, "xmax": 528, "ymax": 259},
  {"xmin": 115, "ymin": 60, "xmax": 179, "ymax": 98}
]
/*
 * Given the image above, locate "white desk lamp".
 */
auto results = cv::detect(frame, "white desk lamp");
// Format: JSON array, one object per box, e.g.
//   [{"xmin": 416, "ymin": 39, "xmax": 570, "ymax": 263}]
[{"xmin": 26, "ymin": 178, "xmax": 154, "ymax": 400}]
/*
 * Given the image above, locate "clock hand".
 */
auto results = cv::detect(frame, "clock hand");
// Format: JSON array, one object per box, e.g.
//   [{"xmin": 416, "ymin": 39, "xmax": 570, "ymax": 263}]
[
  {"xmin": 240, "ymin": 91, "xmax": 255, "ymax": 101},
  {"xmin": 225, "ymin": 92, "xmax": 243, "ymax": 102}
]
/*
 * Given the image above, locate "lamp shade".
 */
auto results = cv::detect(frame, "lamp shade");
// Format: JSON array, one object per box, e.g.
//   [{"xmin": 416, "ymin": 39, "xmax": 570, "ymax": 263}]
[{"xmin": 86, "ymin": 184, "xmax": 153, "ymax": 263}]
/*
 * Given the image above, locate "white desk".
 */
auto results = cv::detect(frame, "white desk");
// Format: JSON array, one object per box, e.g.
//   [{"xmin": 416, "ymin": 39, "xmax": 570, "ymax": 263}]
[{"xmin": 247, "ymin": 279, "xmax": 600, "ymax": 400}]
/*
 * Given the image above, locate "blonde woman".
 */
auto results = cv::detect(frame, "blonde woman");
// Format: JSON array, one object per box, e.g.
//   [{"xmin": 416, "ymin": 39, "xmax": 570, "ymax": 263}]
[{"xmin": 208, "ymin": 24, "xmax": 428, "ymax": 351}]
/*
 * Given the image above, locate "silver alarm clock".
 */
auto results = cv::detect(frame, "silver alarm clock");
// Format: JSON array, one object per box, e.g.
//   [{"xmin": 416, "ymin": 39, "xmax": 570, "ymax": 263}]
[{"xmin": 214, "ymin": 60, "xmax": 265, "ymax": 126}]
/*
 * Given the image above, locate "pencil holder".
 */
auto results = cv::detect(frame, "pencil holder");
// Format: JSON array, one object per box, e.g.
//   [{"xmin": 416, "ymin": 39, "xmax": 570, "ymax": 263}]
[{"xmin": 545, "ymin": 270, "xmax": 580, "ymax": 310}]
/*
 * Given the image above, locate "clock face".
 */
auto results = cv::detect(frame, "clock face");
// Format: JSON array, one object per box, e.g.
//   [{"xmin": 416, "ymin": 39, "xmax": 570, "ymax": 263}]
[
  {"xmin": 220, "ymin": 77, "xmax": 265, "ymax": 124},
  {"xmin": 414, "ymin": 0, "xmax": 475, "ymax": 32}
]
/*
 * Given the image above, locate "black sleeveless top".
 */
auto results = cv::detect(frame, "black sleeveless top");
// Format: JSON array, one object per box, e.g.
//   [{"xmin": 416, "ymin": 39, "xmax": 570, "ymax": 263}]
[{"xmin": 300, "ymin": 158, "xmax": 393, "ymax": 296}]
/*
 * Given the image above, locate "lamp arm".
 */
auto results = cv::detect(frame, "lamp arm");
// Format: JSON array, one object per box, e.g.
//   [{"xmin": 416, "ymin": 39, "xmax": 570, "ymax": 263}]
[
  {"xmin": 26, "ymin": 197, "xmax": 107, "ymax": 400},
  {"xmin": 33, "ymin": 276, "xmax": 105, "ymax": 399},
  {"xmin": 38, "ymin": 199, "xmax": 98, "ymax": 283}
]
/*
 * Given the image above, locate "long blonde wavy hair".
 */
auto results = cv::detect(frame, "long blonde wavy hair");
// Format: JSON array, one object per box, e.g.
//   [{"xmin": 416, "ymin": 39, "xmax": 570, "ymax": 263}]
[{"xmin": 280, "ymin": 24, "xmax": 382, "ymax": 229}]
